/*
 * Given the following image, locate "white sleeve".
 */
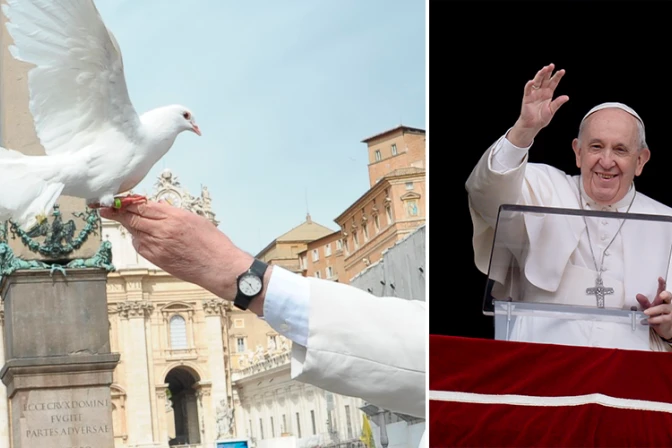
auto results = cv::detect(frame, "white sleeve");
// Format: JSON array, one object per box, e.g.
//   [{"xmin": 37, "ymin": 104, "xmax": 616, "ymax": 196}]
[
  {"xmin": 491, "ymin": 128, "xmax": 532, "ymax": 172},
  {"xmin": 260, "ymin": 265, "xmax": 309, "ymax": 347}
]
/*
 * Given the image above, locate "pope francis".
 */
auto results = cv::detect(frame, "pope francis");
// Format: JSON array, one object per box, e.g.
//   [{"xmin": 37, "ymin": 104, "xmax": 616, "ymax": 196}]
[{"xmin": 466, "ymin": 63, "xmax": 672, "ymax": 352}]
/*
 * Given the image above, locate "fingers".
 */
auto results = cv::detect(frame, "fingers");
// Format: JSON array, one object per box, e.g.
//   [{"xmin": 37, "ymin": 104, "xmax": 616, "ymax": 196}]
[
  {"xmin": 652, "ymin": 286, "xmax": 671, "ymax": 307},
  {"xmin": 646, "ymin": 313, "xmax": 672, "ymax": 325},
  {"xmin": 550, "ymin": 95, "xmax": 570, "ymax": 114},
  {"xmin": 547, "ymin": 68, "xmax": 566, "ymax": 91},
  {"xmin": 98, "ymin": 207, "xmax": 118, "ymax": 221},
  {"xmin": 644, "ymin": 303, "xmax": 671, "ymax": 315},
  {"xmin": 123, "ymin": 201, "xmax": 170, "ymax": 220},
  {"xmin": 524, "ymin": 80, "xmax": 539, "ymax": 96},
  {"xmin": 531, "ymin": 64, "xmax": 556, "ymax": 88},
  {"xmin": 524, "ymin": 64, "xmax": 566, "ymax": 100},
  {"xmin": 100, "ymin": 207, "xmax": 156, "ymax": 235},
  {"xmin": 657, "ymin": 277, "xmax": 666, "ymax": 297},
  {"xmin": 635, "ymin": 278, "xmax": 668, "ymax": 309},
  {"xmin": 99, "ymin": 200, "xmax": 170, "ymax": 221},
  {"xmin": 530, "ymin": 64, "xmax": 551, "ymax": 89},
  {"xmin": 636, "ymin": 293, "xmax": 652, "ymax": 309}
]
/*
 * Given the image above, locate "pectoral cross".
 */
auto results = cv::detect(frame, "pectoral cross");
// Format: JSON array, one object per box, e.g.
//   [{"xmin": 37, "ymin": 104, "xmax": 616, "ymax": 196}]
[{"xmin": 586, "ymin": 276, "xmax": 614, "ymax": 308}]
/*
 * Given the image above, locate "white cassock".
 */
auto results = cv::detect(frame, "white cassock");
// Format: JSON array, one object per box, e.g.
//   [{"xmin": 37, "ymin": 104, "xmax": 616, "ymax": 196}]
[
  {"xmin": 466, "ymin": 129, "xmax": 672, "ymax": 352},
  {"xmin": 262, "ymin": 266, "xmax": 426, "ymax": 445}
]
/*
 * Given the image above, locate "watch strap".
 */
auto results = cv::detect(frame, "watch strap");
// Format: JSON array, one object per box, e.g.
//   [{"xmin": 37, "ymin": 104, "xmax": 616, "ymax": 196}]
[{"xmin": 233, "ymin": 259, "xmax": 269, "ymax": 310}]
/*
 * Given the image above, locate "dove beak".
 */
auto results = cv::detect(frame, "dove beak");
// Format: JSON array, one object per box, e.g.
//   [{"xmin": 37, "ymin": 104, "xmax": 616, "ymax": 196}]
[{"xmin": 191, "ymin": 123, "xmax": 201, "ymax": 136}]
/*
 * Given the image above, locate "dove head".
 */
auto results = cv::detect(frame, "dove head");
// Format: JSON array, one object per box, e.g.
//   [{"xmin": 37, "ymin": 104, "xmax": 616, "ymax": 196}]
[
  {"xmin": 148, "ymin": 104, "xmax": 201, "ymax": 137},
  {"xmin": 176, "ymin": 105, "xmax": 201, "ymax": 136}
]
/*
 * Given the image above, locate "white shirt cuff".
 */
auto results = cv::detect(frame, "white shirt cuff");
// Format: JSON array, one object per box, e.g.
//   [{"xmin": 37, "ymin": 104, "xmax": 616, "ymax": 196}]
[
  {"xmin": 261, "ymin": 265, "xmax": 310, "ymax": 347},
  {"xmin": 491, "ymin": 128, "xmax": 532, "ymax": 172}
]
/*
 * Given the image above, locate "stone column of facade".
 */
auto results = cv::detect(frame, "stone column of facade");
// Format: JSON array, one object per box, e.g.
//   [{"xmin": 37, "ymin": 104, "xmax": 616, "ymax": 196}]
[
  {"xmin": 202, "ymin": 298, "xmax": 230, "ymax": 442},
  {"xmin": 155, "ymin": 383, "xmax": 171, "ymax": 444},
  {"xmin": 231, "ymin": 388, "xmax": 243, "ymax": 436},
  {"xmin": 117, "ymin": 299, "xmax": 155, "ymax": 446},
  {"xmin": 194, "ymin": 383, "xmax": 212, "ymax": 443},
  {"xmin": 0, "ymin": 269, "xmax": 120, "ymax": 448}
]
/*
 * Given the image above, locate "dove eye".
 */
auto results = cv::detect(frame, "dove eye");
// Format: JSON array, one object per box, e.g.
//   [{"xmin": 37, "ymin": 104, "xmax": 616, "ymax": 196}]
[{"xmin": 183, "ymin": 112, "xmax": 190, "ymax": 120}]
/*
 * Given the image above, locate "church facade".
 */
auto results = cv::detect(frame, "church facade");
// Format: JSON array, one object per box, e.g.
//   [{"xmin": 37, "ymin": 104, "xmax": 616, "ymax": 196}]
[{"xmin": 97, "ymin": 169, "xmax": 367, "ymax": 448}]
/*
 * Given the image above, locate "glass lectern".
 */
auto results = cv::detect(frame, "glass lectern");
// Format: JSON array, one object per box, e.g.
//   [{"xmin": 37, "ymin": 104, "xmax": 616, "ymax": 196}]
[{"xmin": 483, "ymin": 204, "xmax": 672, "ymax": 351}]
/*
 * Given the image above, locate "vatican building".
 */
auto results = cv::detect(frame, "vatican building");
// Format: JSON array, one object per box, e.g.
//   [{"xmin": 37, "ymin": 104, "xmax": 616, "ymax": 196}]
[{"xmin": 90, "ymin": 169, "xmax": 371, "ymax": 448}]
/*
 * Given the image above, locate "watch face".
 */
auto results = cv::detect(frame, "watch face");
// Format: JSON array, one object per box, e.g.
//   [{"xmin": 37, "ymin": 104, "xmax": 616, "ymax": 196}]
[{"xmin": 239, "ymin": 273, "xmax": 262, "ymax": 296}]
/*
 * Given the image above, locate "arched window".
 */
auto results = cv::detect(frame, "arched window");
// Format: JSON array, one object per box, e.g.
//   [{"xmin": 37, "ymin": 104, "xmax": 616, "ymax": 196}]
[{"xmin": 170, "ymin": 315, "xmax": 188, "ymax": 349}]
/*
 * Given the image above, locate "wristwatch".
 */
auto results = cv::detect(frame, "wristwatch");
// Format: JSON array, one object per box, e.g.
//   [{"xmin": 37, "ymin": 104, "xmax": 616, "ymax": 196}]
[{"xmin": 233, "ymin": 259, "xmax": 269, "ymax": 310}]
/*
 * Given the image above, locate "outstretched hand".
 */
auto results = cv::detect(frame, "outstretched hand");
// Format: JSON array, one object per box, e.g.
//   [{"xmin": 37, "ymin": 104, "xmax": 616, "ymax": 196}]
[
  {"xmin": 99, "ymin": 200, "xmax": 255, "ymax": 303},
  {"xmin": 636, "ymin": 276, "xmax": 672, "ymax": 340},
  {"xmin": 519, "ymin": 63, "xmax": 569, "ymax": 130},
  {"xmin": 507, "ymin": 64, "xmax": 569, "ymax": 148}
]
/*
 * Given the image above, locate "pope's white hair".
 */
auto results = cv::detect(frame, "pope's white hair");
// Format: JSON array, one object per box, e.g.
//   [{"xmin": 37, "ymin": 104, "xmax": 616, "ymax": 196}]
[{"xmin": 577, "ymin": 104, "xmax": 648, "ymax": 151}]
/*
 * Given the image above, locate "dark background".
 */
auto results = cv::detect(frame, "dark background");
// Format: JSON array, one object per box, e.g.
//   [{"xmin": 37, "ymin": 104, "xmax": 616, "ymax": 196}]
[{"xmin": 429, "ymin": 0, "xmax": 672, "ymax": 338}]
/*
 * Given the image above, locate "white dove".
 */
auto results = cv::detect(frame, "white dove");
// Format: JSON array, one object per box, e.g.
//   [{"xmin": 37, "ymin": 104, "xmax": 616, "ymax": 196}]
[{"xmin": 0, "ymin": 0, "xmax": 201, "ymax": 231}]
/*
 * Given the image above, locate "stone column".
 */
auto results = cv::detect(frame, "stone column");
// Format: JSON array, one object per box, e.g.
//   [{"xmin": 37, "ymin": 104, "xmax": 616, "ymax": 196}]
[
  {"xmin": 0, "ymin": 269, "xmax": 120, "ymax": 448},
  {"xmin": 117, "ymin": 300, "xmax": 155, "ymax": 446},
  {"xmin": 155, "ymin": 383, "xmax": 171, "ymax": 445},
  {"xmin": 203, "ymin": 298, "xmax": 230, "ymax": 442},
  {"xmin": 194, "ymin": 383, "xmax": 211, "ymax": 443}
]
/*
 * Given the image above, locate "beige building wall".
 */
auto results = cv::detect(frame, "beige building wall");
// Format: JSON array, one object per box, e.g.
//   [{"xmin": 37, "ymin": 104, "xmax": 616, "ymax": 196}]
[
  {"xmin": 363, "ymin": 125, "xmax": 426, "ymax": 187},
  {"xmin": 299, "ymin": 231, "xmax": 346, "ymax": 283},
  {"xmin": 335, "ymin": 169, "xmax": 426, "ymax": 281},
  {"xmin": 228, "ymin": 309, "xmax": 284, "ymax": 371},
  {"xmin": 256, "ymin": 214, "xmax": 334, "ymax": 274},
  {"xmin": 331, "ymin": 126, "xmax": 426, "ymax": 281}
]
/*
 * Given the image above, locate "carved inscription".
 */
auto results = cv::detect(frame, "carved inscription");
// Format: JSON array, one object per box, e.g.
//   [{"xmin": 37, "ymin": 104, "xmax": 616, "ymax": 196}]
[
  {"xmin": 24, "ymin": 399, "xmax": 110, "ymax": 438},
  {"xmin": 18, "ymin": 389, "xmax": 114, "ymax": 448}
]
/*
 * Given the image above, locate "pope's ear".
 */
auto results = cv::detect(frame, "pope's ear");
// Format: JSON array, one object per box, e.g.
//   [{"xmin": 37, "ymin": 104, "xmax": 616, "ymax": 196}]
[
  {"xmin": 572, "ymin": 138, "xmax": 581, "ymax": 168},
  {"xmin": 635, "ymin": 147, "xmax": 651, "ymax": 176}
]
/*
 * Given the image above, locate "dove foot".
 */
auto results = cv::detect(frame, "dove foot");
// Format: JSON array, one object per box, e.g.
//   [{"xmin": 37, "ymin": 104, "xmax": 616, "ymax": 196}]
[
  {"xmin": 86, "ymin": 194, "xmax": 115, "ymax": 209},
  {"xmin": 87, "ymin": 194, "xmax": 147, "ymax": 210},
  {"xmin": 113, "ymin": 194, "xmax": 148, "ymax": 209}
]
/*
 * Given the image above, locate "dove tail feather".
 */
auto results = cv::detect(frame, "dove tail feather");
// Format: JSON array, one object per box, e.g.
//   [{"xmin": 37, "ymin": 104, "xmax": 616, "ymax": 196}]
[
  {"xmin": 0, "ymin": 147, "xmax": 64, "ymax": 230},
  {"xmin": 1, "ymin": 181, "xmax": 64, "ymax": 232}
]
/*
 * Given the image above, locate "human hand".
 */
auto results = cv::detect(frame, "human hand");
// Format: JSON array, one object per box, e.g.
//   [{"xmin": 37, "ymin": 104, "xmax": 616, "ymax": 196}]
[
  {"xmin": 99, "ymin": 200, "xmax": 255, "ymax": 304},
  {"xmin": 507, "ymin": 63, "xmax": 569, "ymax": 147},
  {"xmin": 636, "ymin": 277, "xmax": 672, "ymax": 340}
]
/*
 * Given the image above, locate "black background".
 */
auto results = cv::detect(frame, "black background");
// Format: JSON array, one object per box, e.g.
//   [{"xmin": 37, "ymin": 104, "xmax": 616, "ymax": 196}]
[{"xmin": 429, "ymin": 0, "xmax": 672, "ymax": 338}]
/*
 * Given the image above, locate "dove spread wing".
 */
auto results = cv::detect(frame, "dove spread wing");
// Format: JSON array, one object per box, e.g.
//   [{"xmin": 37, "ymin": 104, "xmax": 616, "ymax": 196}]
[{"xmin": 2, "ymin": 0, "xmax": 141, "ymax": 156}]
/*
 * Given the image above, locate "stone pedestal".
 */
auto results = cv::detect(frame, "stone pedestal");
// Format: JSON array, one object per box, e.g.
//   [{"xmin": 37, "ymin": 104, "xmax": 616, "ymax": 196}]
[{"xmin": 0, "ymin": 268, "xmax": 120, "ymax": 448}]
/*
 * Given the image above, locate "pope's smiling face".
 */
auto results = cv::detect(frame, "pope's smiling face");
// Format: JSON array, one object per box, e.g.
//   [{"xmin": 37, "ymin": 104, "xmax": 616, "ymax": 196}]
[{"xmin": 572, "ymin": 108, "xmax": 650, "ymax": 206}]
